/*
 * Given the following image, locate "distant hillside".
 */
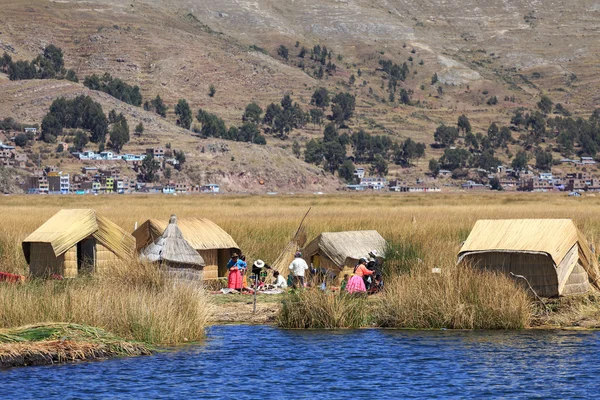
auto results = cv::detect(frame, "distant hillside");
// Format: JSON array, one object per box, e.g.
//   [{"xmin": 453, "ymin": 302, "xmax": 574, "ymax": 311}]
[{"xmin": 1, "ymin": 0, "xmax": 599, "ymax": 189}]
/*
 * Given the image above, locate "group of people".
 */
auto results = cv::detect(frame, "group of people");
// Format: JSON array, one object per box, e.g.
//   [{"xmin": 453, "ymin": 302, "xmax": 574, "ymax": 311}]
[
  {"xmin": 225, "ymin": 250, "xmax": 383, "ymax": 294},
  {"xmin": 226, "ymin": 252, "xmax": 288, "ymax": 291},
  {"xmin": 344, "ymin": 251, "xmax": 383, "ymax": 294}
]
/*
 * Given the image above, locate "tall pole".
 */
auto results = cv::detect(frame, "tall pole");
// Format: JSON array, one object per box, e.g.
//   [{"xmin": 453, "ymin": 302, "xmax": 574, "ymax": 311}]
[{"xmin": 253, "ymin": 273, "xmax": 257, "ymax": 314}]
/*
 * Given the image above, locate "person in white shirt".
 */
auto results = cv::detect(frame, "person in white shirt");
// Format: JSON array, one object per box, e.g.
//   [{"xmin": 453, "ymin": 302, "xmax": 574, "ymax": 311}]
[
  {"xmin": 288, "ymin": 251, "xmax": 308, "ymax": 289},
  {"xmin": 272, "ymin": 271, "xmax": 287, "ymax": 289}
]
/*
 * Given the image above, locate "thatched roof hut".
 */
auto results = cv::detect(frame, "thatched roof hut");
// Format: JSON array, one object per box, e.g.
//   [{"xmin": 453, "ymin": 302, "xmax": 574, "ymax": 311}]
[
  {"xmin": 458, "ymin": 219, "xmax": 600, "ymax": 297},
  {"xmin": 140, "ymin": 215, "xmax": 205, "ymax": 269},
  {"xmin": 133, "ymin": 217, "xmax": 239, "ymax": 279},
  {"xmin": 22, "ymin": 209, "xmax": 135, "ymax": 278},
  {"xmin": 302, "ymin": 230, "xmax": 387, "ymax": 280}
]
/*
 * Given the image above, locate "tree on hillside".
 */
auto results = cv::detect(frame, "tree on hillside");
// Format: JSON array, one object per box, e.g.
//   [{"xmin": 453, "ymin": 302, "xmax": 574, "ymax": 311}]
[
  {"xmin": 395, "ymin": 138, "xmax": 425, "ymax": 166},
  {"xmin": 243, "ymin": 102, "xmax": 263, "ymax": 124},
  {"xmin": 174, "ymin": 150, "xmax": 186, "ymax": 171},
  {"xmin": 511, "ymin": 150, "xmax": 528, "ymax": 171},
  {"xmin": 43, "ymin": 44, "xmax": 64, "ymax": 73},
  {"xmin": 14, "ymin": 133, "xmax": 28, "ymax": 147},
  {"xmin": 457, "ymin": 114, "xmax": 471, "ymax": 134},
  {"xmin": 399, "ymin": 89, "xmax": 410, "ymax": 105},
  {"xmin": 338, "ymin": 159, "xmax": 356, "ymax": 183},
  {"xmin": 208, "ymin": 85, "xmax": 216, "ymax": 98},
  {"xmin": 277, "ymin": 45, "xmax": 289, "ymax": 60},
  {"xmin": 429, "ymin": 158, "xmax": 440, "ymax": 178},
  {"xmin": 331, "ymin": 92, "xmax": 356, "ymax": 125},
  {"xmin": 140, "ymin": 154, "xmax": 160, "ymax": 182},
  {"xmin": 323, "ymin": 141, "xmax": 346, "ymax": 174},
  {"xmin": 487, "ymin": 123, "xmax": 499, "ymax": 146},
  {"xmin": 433, "ymin": 124, "xmax": 459, "ymax": 147},
  {"xmin": 310, "ymin": 108, "xmax": 324, "ymax": 126},
  {"xmin": 323, "ymin": 123, "xmax": 338, "ymax": 143},
  {"xmin": 465, "ymin": 131, "xmax": 479, "ymax": 151},
  {"xmin": 148, "ymin": 95, "xmax": 168, "ymax": 117},
  {"xmin": 239, "ymin": 122, "xmax": 260, "ymax": 143},
  {"xmin": 370, "ymin": 154, "xmax": 388, "ymax": 176},
  {"xmin": 41, "ymin": 114, "xmax": 62, "ymax": 143},
  {"xmin": 535, "ymin": 147, "xmax": 553, "ymax": 171},
  {"xmin": 440, "ymin": 148, "xmax": 470, "ymax": 170},
  {"xmin": 292, "ymin": 140, "xmax": 301, "ymax": 159},
  {"xmin": 490, "ymin": 177, "xmax": 502, "ymax": 191},
  {"xmin": 135, "ymin": 122, "xmax": 144, "ymax": 137},
  {"xmin": 537, "ymin": 95, "xmax": 553, "ymax": 114},
  {"xmin": 74, "ymin": 131, "xmax": 89, "ymax": 152},
  {"xmin": 311, "ymin": 87, "xmax": 330, "ymax": 108},
  {"xmin": 175, "ymin": 99, "xmax": 192, "ymax": 130},
  {"xmin": 109, "ymin": 118, "xmax": 130, "ymax": 153},
  {"xmin": 304, "ymin": 139, "xmax": 324, "ymax": 165}
]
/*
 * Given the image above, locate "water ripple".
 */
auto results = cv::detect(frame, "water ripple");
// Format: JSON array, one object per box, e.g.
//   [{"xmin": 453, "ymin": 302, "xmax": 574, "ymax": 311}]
[{"xmin": 2, "ymin": 326, "xmax": 599, "ymax": 399}]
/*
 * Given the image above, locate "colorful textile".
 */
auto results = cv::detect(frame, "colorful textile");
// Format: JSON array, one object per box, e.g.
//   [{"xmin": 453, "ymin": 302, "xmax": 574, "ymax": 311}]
[
  {"xmin": 228, "ymin": 269, "xmax": 243, "ymax": 289},
  {"xmin": 353, "ymin": 264, "xmax": 374, "ymax": 278},
  {"xmin": 346, "ymin": 275, "xmax": 366, "ymax": 293}
]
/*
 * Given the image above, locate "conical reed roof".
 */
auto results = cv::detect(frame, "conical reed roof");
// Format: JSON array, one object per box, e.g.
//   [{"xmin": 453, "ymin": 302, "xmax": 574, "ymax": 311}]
[{"xmin": 141, "ymin": 215, "xmax": 205, "ymax": 267}]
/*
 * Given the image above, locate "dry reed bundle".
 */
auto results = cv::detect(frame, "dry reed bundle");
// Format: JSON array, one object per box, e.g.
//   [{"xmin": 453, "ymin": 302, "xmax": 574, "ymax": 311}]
[
  {"xmin": 0, "ymin": 323, "xmax": 153, "ymax": 368},
  {"xmin": 270, "ymin": 209, "xmax": 310, "ymax": 276}
]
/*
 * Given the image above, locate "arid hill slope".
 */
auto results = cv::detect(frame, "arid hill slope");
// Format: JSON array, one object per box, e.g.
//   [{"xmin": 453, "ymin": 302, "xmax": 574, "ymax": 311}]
[{"xmin": 1, "ymin": 0, "xmax": 599, "ymax": 189}]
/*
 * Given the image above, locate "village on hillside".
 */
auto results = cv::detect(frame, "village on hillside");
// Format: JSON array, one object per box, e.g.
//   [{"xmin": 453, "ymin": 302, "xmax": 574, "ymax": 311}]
[{"xmin": 2, "ymin": 127, "xmax": 599, "ymax": 195}]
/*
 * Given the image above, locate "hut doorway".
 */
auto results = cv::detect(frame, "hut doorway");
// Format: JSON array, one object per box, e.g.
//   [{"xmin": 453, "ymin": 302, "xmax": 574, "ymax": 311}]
[
  {"xmin": 217, "ymin": 249, "xmax": 231, "ymax": 277},
  {"xmin": 311, "ymin": 254, "xmax": 321, "ymax": 269},
  {"xmin": 77, "ymin": 237, "xmax": 96, "ymax": 273}
]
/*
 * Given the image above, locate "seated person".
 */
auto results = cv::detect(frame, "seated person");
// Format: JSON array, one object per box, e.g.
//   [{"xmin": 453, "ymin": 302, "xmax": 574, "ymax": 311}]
[{"xmin": 272, "ymin": 271, "xmax": 287, "ymax": 289}]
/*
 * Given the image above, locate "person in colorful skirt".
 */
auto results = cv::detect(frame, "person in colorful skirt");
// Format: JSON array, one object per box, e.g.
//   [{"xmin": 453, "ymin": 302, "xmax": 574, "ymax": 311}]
[
  {"xmin": 227, "ymin": 253, "xmax": 243, "ymax": 290},
  {"xmin": 346, "ymin": 258, "xmax": 374, "ymax": 294}
]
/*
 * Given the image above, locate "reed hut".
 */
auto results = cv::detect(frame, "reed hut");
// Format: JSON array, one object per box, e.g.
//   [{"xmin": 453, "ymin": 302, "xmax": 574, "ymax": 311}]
[
  {"xmin": 140, "ymin": 215, "xmax": 205, "ymax": 277},
  {"xmin": 458, "ymin": 219, "xmax": 600, "ymax": 297},
  {"xmin": 302, "ymin": 230, "xmax": 387, "ymax": 280},
  {"xmin": 133, "ymin": 217, "xmax": 239, "ymax": 279},
  {"xmin": 22, "ymin": 209, "xmax": 135, "ymax": 278}
]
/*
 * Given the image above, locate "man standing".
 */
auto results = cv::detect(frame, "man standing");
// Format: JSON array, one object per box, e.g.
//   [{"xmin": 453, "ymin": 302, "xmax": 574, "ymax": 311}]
[{"xmin": 288, "ymin": 251, "xmax": 308, "ymax": 289}]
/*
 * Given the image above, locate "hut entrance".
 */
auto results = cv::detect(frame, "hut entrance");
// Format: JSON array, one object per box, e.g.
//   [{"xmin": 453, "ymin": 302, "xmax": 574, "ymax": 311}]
[
  {"xmin": 77, "ymin": 237, "xmax": 96, "ymax": 273},
  {"xmin": 311, "ymin": 254, "xmax": 321, "ymax": 269},
  {"xmin": 217, "ymin": 249, "xmax": 231, "ymax": 277}
]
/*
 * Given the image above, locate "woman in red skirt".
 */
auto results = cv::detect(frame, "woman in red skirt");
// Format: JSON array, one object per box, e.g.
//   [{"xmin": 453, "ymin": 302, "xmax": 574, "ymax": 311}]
[
  {"xmin": 227, "ymin": 253, "xmax": 243, "ymax": 290},
  {"xmin": 346, "ymin": 258, "xmax": 373, "ymax": 293}
]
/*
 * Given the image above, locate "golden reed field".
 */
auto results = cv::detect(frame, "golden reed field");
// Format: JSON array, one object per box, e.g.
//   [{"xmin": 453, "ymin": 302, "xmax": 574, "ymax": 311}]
[{"xmin": 1, "ymin": 192, "xmax": 600, "ymax": 336}]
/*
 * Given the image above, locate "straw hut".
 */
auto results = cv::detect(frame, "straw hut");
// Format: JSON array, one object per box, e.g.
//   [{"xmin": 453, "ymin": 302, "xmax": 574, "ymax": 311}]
[
  {"xmin": 458, "ymin": 219, "xmax": 600, "ymax": 297},
  {"xmin": 302, "ymin": 230, "xmax": 387, "ymax": 281},
  {"xmin": 141, "ymin": 215, "xmax": 205, "ymax": 270},
  {"xmin": 133, "ymin": 217, "xmax": 239, "ymax": 279},
  {"xmin": 22, "ymin": 209, "xmax": 135, "ymax": 278}
]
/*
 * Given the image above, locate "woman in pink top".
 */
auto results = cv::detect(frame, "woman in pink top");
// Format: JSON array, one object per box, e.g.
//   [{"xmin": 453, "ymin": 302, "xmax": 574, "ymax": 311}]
[{"xmin": 346, "ymin": 258, "xmax": 373, "ymax": 293}]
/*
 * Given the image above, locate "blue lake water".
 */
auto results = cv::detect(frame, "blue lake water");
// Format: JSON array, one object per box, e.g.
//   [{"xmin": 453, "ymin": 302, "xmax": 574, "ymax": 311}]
[{"xmin": 2, "ymin": 325, "xmax": 600, "ymax": 399}]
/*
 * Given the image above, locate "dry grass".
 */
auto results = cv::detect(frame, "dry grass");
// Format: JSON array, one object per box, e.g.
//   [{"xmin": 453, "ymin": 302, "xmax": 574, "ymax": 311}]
[
  {"xmin": 375, "ymin": 261, "xmax": 531, "ymax": 329},
  {"xmin": 277, "ymin": 289, "xmax": 370, "ymax": 329},
  {"xmin": 0, "ymin": 260, "xmax": 213, "ymax": 344}
]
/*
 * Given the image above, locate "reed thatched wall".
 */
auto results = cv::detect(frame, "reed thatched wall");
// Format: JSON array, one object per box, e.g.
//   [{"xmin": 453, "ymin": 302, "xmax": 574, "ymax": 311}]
[
  {"xmin": 96, "ymin": 243, "xmax": 119, "ymax": 274},
  {"xmin": 63, "ymin": 245, "xmax": 77, "ymax": 278},
  {"xmin": 29, "ymin": 243, "xmax": 64, "ymax": 277},
  {"xmin": 462, "ymin": 252, "xmax": 560, "ymax": 297},
  {"xmin": 562, "ymin": 263, "xmax": 589, "ymax": 296},
  {"xmin": 198, "ymin": 249, "xmax": 218, "ymax": 279}
]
